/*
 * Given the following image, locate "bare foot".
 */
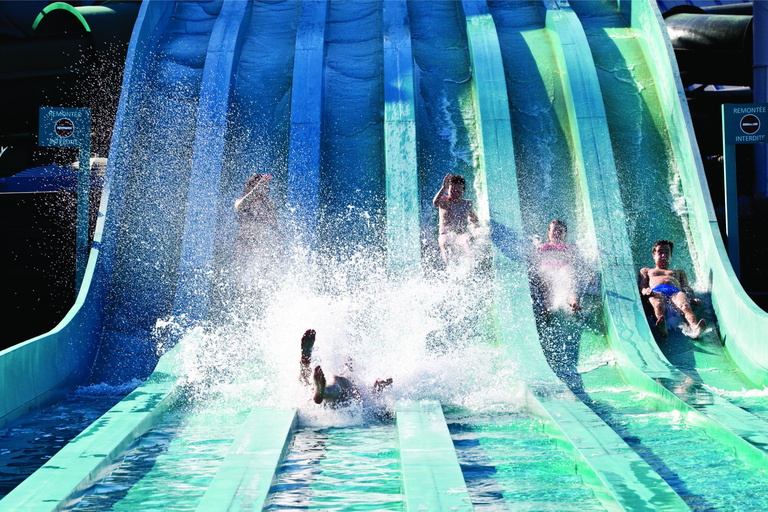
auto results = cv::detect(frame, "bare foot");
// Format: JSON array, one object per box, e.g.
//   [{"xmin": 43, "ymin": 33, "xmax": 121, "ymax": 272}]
[
  {"xmin": 691, "ymin": 319, "xmax": 707, "ymax": 339},
  {"xmin": 300, "ymin": 329, "xmax": 316, "ymax": 385},
  {"xmin": 571, "ymin": 301, "xmax": 582, "ymax": 312},
  {"xmin": 656, "ymin": 315, "xmax": 668, "ymax": 337},
  {"xmin": 301, "ymin": 329, "xmax": 315, "ymax": 359},
  {"xmin": 313, "ymin": 365, "xmax": 326, "ymax": 404},
  {"xmin": 372, "ymin": 378, "xmax": 393, "ymax": 396}
]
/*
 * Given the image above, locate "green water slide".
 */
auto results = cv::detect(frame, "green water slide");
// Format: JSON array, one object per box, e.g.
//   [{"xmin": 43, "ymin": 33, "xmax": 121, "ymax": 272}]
[
  {"xmin": 556, "ymin": 0, "xmax": 768, "ymax": 469},
  {"xmin": 6, "ymin": 0, "xmax": 768, "ymax": 509}
]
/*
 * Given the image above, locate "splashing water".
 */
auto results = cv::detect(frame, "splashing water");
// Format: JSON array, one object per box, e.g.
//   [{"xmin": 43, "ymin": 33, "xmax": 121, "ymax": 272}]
[{"xmin": 166, "ymin": 249, "xmax": 524, "ymax": 428}]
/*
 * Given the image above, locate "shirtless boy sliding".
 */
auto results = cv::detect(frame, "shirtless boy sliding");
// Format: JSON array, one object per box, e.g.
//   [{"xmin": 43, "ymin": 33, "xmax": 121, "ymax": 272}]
[
  {"xmin": 638, "ymin": 240, "xmax": 706, "ymax": 338},
  {"xmin": 433, "ymin": 174, "xmax": 479, "ymax": 266}
]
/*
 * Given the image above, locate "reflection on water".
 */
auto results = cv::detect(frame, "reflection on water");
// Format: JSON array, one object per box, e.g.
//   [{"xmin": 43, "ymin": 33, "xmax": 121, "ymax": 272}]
[
  {"xmin": 448, "ymin": 411, "xmax": 604, "ymax": 511},
  {"xmin": 267, "ymin": 425, "xmax": 402, "ymax": 510},
  {"xmin": 74, "ymin": 404, "xmax": 247, "ymax": 510},
  {"xmin": 0, "ymin": 380, "xmax": 140, "ymax": 500}
]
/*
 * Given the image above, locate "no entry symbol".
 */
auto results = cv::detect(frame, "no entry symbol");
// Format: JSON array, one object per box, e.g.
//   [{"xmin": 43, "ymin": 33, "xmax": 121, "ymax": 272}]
[
  {"xmin": 740, "ymin": 114, "xmax": 761, "ymax": 135},
  {"xmin": 55, "ymin": 118, "xmax": 74, "ymax": 138}
]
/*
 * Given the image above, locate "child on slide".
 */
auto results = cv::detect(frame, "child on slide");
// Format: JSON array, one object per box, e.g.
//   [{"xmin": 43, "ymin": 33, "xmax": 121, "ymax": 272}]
[
  {"xmin": 433, "ymin": 173, "xmax": 480, "ymax": 267},
  {"xmin": 638, "ymin": 240, "xmax": 706, "ymax": 338},
  {"xmin": 299, "ymin": 330, "xmax": 392, "ymax": 406},
  {"xmin": 534, "ymin": 220, "xmax": 582, "ymax": 313}
]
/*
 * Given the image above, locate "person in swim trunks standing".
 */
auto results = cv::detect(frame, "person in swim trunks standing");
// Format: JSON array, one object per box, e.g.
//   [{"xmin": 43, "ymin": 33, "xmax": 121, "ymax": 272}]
[
  {"xmin": 433, "ymin": 173, "xmax": 479, "ymax": 266},
  {"xmin": 639, "ymin": 240, "xmax": 706, "ymax": 338}
]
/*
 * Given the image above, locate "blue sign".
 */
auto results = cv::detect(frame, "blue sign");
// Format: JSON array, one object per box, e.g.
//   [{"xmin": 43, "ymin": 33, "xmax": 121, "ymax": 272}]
[
  {"xmin": 38, "ymin": 106, "xmax": 92, "ymax": 291},
  {"xmin": 723, "ymin": 103, "xmax": 767, "ymax": 145},
  {"xmin": 38, "ymin": 107, "xmax": 91, "ymax": 147}
]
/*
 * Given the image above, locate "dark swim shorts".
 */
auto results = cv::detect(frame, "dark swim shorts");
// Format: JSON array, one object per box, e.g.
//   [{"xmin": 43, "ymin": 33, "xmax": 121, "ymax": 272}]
[{"xmin": 652, "ymin": 284, "xmax": 681, "ymax": 298}]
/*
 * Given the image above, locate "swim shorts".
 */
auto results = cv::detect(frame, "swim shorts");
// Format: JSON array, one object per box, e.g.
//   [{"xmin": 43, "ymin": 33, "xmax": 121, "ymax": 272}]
[{"xmin": 652, "ymin": 284, "xmax": 681, "ymax": 298}]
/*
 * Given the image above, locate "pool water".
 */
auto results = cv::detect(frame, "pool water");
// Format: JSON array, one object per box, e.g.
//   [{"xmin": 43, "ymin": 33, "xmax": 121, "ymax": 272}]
[
  {"xmin": 267, "ymin": 424, "xmax": 402, "ymax": 510},
  {"xmin": 0, "ymin": 381, "xmax": 139, "ymax": 500},
  {"xmin": 73, "ymin": 404, "xmax": 248, "ymax": 510},
  {"xmin": 447, "ymin": 411, "xmax": 604, "ymax": 511},
  {"xmin": 579, "ymin": 357, "xmax": 768, "ymax": 511}
]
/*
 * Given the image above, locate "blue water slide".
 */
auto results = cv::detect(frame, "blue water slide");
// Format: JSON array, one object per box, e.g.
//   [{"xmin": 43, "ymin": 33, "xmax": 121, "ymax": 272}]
[
  {"xmin": 0, "ymin": 0, "xmax": 247, "ymax": 420},
  {"xmin": 0, "ymin": 0, "xmax": 176, "ymax": 427}
]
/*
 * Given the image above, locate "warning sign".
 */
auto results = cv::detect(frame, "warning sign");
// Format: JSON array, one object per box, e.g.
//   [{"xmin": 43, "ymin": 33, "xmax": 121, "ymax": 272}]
[
  {"xmin": 740, "ymin": 114, "xmax": 760, "ymax": 135},
  {"xmin": 55, "ymin": 118, "xmax": 74, "ymax": 138},
  {"xmin": 38, "ymin": 107, "xmax": 90, "ymax": 147},
  {"xmin": 723, "ymin": 103, "xmax": 767, "ymax": 144}
]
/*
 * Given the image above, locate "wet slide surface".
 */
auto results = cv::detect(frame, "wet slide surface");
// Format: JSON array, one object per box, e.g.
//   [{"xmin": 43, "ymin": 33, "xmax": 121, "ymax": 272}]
[
  {"xmin": 571, "ymin": 1, "xmax": 768, "ymax": 415},
  {"xmin": 4, "ymin": 0, "xmax": 768, "ymax": 510}
]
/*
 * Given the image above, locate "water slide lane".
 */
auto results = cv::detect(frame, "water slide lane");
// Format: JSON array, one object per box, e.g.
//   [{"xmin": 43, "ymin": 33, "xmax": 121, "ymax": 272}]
[
  {"xmin": 614, "ymin": 0, "xmax": 768, "ymax": 391},
  {"xmin": 6, "ymin": 0, "xmax": 768, "ymax": 508},
  {"xmin": 194, "ymin": 408, "xmax": 297, "ymax": 511},
  {"xmin": 92, "ymin": 0, "xmax": 225, "ymax": 384},
  {"xmin": 460, "ymin": 1, "xmax": 684, "ymax": 509},
  {"xmin": 559, "ymin": 0, "xmax": 768, "ymax": 471},
  {"xmin": 0, "ymin": 1, "xmax": 253, "ymax": 508}
]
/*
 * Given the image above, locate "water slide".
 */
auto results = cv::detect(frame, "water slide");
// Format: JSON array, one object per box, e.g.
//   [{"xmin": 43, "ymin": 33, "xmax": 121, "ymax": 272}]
[{"xmin": 3, "ymin": 0, "xmax": 768, "ymax": 509}]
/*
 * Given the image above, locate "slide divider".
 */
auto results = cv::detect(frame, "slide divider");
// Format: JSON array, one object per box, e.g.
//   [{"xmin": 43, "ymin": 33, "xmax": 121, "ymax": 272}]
[
  {"xmin": 395, "ymin": 400, "xmax": 472, "ymax": 511},
  {"xmin": 195, "ymin": 407, "xmax": 297, "ymax": 511},
  {"xmin": 285, "ymin": 0, "xmax": 328, "ymax": 254},
  {"xmin": 383, "ymin": 0, "xmax": 421, "ymax": 275}
]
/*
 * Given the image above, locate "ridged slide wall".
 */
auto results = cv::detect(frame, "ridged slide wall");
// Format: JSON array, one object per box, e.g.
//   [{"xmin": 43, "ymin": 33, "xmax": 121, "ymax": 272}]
[
  {"xmin": 460, "ymin": 1, "xmax": 686, "ymax": 509},
  {"xmin": 558, "ymin": 0, "xmax": 768, "ymax": 472},
  {"xmin": 0, "ymin": 0, "xmax": 177, "ymax": 430}
]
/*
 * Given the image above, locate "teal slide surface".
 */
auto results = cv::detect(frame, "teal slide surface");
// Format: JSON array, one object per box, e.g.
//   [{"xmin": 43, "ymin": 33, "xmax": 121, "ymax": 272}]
[{"xmin": 3, "ymin": 0, "xmax": 768, "ymax": 510}]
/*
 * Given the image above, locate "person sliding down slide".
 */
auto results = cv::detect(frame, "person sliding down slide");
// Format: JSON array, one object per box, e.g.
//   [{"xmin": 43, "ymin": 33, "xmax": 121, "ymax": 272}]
[
  {"xmin": 299, "ymin": 329, "xmax": 392, "ymax": 406},
  {"xmin": 638, "ymin": 240, "xmax": 706, "ymax": 338},
  {"xmin": 534, "ymin": 220, "xmax": 582, "ymax": 313}
]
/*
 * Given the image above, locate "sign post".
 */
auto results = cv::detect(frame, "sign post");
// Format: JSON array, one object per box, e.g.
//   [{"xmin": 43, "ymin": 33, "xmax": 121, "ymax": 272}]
[
  {"xmin": 39, "ymin": 107, "xmax": 91, "ymax": 291},
  {"xmin": 722, "ymin": 103, "xmax": 768, "ymax": 279}
]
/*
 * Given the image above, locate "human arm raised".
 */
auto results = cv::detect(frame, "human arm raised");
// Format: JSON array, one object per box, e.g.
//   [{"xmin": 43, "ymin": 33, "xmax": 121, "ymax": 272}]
[
  {"xmin": 432, "ymin": 173, "xmax": 452, "ymax": 208},
  {"xmin": 235, "ymin": 174, "xmax": 272, "ymax": 210}
]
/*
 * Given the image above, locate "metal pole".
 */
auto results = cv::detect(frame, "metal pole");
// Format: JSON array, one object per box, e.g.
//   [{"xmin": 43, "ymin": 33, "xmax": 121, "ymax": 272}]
[
  {"xmin": 76, "ymin": 130, "xmax": 91, "ymax": 291},
  {"xmin": 754, "ymin": 0, "xmax": 768, "ymax": 197},
  {"xmin": 723, "ymin": 141, "xmax": 740, "ymax": 279}
]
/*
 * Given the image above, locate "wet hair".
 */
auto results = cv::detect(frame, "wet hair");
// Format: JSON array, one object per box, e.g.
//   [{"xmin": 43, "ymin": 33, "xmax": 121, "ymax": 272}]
[
  {"xmin": 242, "ymin": 173, "xmax": 263, "ymax": 196},
  {"xmin": 652, "ymin": 239, "xmax": 674, "ymax": 254},
  {"xmin": 449, "ymin": 175, "xmax": 466, "ymax": 188},
  {"xmin": 549, "ymin": 219, "xmax": 567, "ymax": 232}
]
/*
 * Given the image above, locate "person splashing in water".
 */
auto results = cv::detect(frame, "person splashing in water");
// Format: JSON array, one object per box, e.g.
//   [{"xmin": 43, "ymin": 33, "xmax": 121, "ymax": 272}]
[
  {"xmin": 299, "ymin": 329, "xmax": 392, "ymax": 406},
  {"xmin": 534, "ymin": 220, "xmax": 582, "ymax": 313},
  {"xmin": 638, "ymin": 240, "xmax": 706, "ymax": 338},
  {"xmin": 433, "ymin": 173, "xmax": 479, "ymax": 267}
]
